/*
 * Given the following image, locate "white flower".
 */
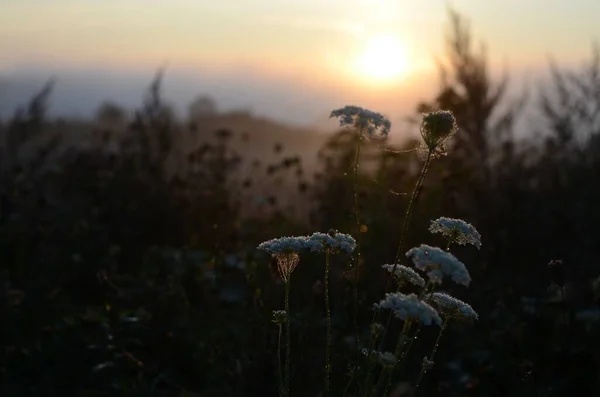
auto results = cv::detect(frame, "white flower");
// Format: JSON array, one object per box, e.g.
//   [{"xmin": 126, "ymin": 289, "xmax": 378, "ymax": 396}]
[
  {"xmin": 257, "ymin": 236, "xmax": 308, "ymax": 254},
  {"xmin": 272, "ymin": 310, "xmax": 287, "ymax": 324},
  {"xmin": 307, "ymin": 231, "xmax": 356, "ymax": 254},
  {"xmin": 381, "ymin": 264, "xmax": 426, "ymax": 288},
  {"xmin": 429, "ymin": 292, "xmax": 478, "ymax": 322},
  {"xmin": 405, "ymin": 245, "xmax": 471, "ymax": 287},
  {"xmin": 422, "ymin": 357, "xmax": 435, "ymax": 371},
  {"xmin": 376, "ymin": 292, "xmax": 441, "ymax": 326},
  {"xmin": 429, "ymin": 217, "xmax": 481, "ymax": 249},
  {"xmin": 330, "ymin": 105, "xmax": 391, "ymax": 138},
  {"xmin": 376, "ymin": 352, "xmax": 397, "ymax": 368}
]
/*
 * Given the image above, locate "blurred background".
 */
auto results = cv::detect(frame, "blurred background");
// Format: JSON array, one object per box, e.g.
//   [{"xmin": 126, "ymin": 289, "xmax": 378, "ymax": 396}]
[{"xmin": 1, "ymin": 0, "xmax": 600, "ymax": 396}]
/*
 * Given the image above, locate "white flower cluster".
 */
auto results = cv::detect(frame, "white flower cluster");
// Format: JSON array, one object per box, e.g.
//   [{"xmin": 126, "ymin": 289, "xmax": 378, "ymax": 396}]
[
  {"xmin": 376, "ymin": 292, "xmax": 441, "ymax": 326},
  {"xmin": 272, "ymin": 310, "xmax": 287, "ymax": 324},
  {"xmin": 429, "ymin": 217, "xmax": 481, "ymax": 249},
  {"xmin": 306, "ymin": 231, "xmax": 357, "ymax": 254},
  {"xmin": 257, "ymin": 236, "xmax": 308, "ymax": 254},
  {"xmin": 405, "ymin": 244, "xmax": 471, "ymax": 287},
  {"xmin": 381, "ymin": 264, "xmax": 426, "ymax": 288},
  {"xmin": 258, "ymin": 232, "xmax": 356, "ymax": 255},
  {"xmin": 330, "ymin": 105, "xmax": 391, "ymax": 138},
  {"xmin": 429, "ymin": 292, "xmax": 478, "ymax": 321},
  {"xmin": 361, "ymin": 349, "xmax": 397, "ymax": 368},
  {"xmin": 376, "ymin": 351, "xmax": 397, "ymax": 368},
  {"xmin": 422, "ymin": 357, "xmax": 435, "ymax": 371}
]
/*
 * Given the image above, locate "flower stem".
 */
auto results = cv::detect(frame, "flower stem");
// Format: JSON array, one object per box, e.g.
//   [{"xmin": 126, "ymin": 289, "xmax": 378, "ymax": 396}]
[
  {"xmin": 414, "ymin": 318, "xmax": 449, "ymax": 391},
  {"xmin": 324, "ymin": 249, "xmax": 332, "ymax": 397},
  {"xmin": 278, "ymin": 324, "xmax": 284, "ymax": 397},
  {"xmin": 352, "ymin": 130, "xmax": 364, "ymax": 378},
  {"xmin": 382, "ymin": 320, "xmax": 413, "ymax": 397},
  {"xmin": 285, "ymin": 280, "xmax": 291, "ymax": 397},
  {"xmin": 377, "ymin": 151, "xmax": 433, "ymax": 350}
]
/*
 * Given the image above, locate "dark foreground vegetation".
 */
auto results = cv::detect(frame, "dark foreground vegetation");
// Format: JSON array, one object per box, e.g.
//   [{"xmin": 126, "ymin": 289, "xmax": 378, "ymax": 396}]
[{"xmin": 1, "ymin": 10, "xmax": 599, "ymax": 397}]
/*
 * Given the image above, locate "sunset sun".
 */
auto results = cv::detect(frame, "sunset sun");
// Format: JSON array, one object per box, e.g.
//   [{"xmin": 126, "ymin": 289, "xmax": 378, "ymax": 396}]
[{"xmin": 354, "ymin": 34, "xmax": 411, "ymax": 83}]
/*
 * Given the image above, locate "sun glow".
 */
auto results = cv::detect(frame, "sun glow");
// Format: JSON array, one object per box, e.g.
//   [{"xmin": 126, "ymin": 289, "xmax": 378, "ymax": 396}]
[{"xmin": 354, "ymin": 33, "xmax": 411, "ymax": 83}]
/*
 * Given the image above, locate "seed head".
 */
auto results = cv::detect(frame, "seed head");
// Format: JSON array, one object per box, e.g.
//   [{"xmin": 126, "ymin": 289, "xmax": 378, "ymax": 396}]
[{"xmin": 420, "ymin": 110, "xmax": 457, "ymax": 157}]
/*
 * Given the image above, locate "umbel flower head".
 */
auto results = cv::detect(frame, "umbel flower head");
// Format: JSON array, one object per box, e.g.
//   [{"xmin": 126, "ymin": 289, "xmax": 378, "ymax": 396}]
[
  {"xmin": 420, "ymin": 110, "xmax": 457, "ymax": 157},
  {"xmin": 375, "ymin": 292, "xmax": 441, "ymax": 326},
  {"xmin": 381, "ymin": 264, "xmax": 426, "ymax": 288},
  {"xmin": 257, "ymin": 236, "xmax": 308, "ymax": 254},
  {"xmin": 429, "ymin": 292, "xmax": 479, "ymax": 322},
  {"xmin": 272, "ymin": 310, "xmax": 287, "ymax": 324},
  {"xmin": 305, "ymin": 230, "xmax": 357, "ymax": 254},
  {"xmin": 406, "ymin": 244, "xmax": 471, "ymax": 287},
  {"xmin": 429, "ymin": 217, "xmax": 482, "ymax": 249},
  {"xmin": 330, "ymin": 105, "xmax": 391, "ymax": 138}
]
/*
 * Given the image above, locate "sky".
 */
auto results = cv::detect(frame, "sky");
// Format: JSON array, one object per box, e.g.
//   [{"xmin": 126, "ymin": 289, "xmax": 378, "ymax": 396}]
[{"xmin": 1, "ymin": 0, "xmax": 599, "ymax": 128}]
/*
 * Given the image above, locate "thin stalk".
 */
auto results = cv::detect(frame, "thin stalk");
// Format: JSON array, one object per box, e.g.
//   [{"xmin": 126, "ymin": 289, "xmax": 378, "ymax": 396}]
[
  {"xmin": 324, "ymin": 249, "xmax": 332, "ymax": 397},
  {"xmin": 352, "ymin": 130, "xmax": 364, "ymax": 379},
  {"xmin": 375, "ymin": 152, "xmax": 433, "ymax": 351},
  {"xmin": 277, "ymin": 324, "xmax": 284, "ymax": 397},
  {"xmin": 414, "ymin": 318, "xmax": 449, "ymax": 391},
  {"xmin": 382, "ymin": 320, "xmax": 413, "ymax": 397},
  {"xmin": 285, "ymin": 280, "xmax": 292, "ymax": 397},
  {"xmin": 373, "ymin": 367, "xmax": 391, "ymax": 396}
]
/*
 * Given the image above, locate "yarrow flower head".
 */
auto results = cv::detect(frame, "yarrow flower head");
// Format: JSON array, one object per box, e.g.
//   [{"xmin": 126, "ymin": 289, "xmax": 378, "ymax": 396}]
[
  {"xmin": 272, "ymin": 310, "xmax": 287, "ymax": 324},
  {"xmin": 422, "ymin": 357, "xmax": 435, "ymax": 371},
  {"xmin": 376, "ymin": 352, "xmax": 397, "ymax": 369},
  {"xmin": 257, "ymin": 236, "xmax": 308, "ymax": 254},
  {"xmin": 429, "ymin": 292, "xmax": 479, "ymax": 322},
  {"xmin": 382, "ymin": 264, "xmax": 426, "ymax": 288},
  {"xmin": 361, "ymin": 349, "xmax": 397, "ymax": 369},
  {"xmin": 375, "ymin": 292, "xmax": 441, "ymax": 326},
  {"xmin": 370, "ymin": 322, "xmax": 385, "ymax": 337},
  {"xmin": 420, "ymin": 110, "xmax": 457, "ymax": 157},
  {"xmin": 330, "ymin": 105, "xmax": 391, "ymax": 138},
  {"xmin": 429, "ymin": 217, "xmax": 482, "ymax": 249},
  {"xmin": 406, "ymin": 244, "xmax": 471, "ymax": 287},
  {"xmin": 305, "ymin": 230, "xmax": 356, "ymax": 254}
]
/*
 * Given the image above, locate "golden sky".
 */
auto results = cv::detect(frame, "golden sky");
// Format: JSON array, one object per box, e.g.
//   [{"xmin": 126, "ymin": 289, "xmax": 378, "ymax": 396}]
[{"xmin": 1, "ymin": 0, "xmax": 599, "ymax": 125}]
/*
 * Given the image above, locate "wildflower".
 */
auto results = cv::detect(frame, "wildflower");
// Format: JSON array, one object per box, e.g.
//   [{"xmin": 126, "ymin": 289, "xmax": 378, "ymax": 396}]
[
  {"xmin": 257, "ymin": 236, "xmax": 308, "ymax": 254},
  {"xmin": 421, "ymin": 357, "xmax": 435, "ymax": 371},
  {"xmin": 382, "ymin": 264, "xmax": 426, "ymax": 288},
  {"xmin": 429, "ymin": 217, "xmax": 481, "ymax": 249},
  {"xmin": 370, "ymin": 322, "xmax": 385, "ymax": 337},
  {"xmin": 376, "ymin": 292, "xmax": 441, "ymax": 326},
  {"xmin": 406, "ymin": 244, "xmax": 471, "ymax": 287},
  {"xmin": 376, "ymin": 352, "xmax": 397, "ymax": 368},
  {"xmin": 420, "ymin": 110, "xmax": 457, "ymax": 156},
  {"xmin": 330, "ymin": 105, "xmax": 391, "ymax": 138},
  {"xmin": 306, "ymin": 231, "xmax": 356, "ymax": 254},
  {"xmin": 271, "ymin": 252, "xmax": 300, "ymax": 283},
  {"xmin": 429, "ymin": 292, "xmax": 478, "ymax": 322},
  {"xmin": 272, "ymin": 310, "xmax": 287, "ymax": 324}
]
